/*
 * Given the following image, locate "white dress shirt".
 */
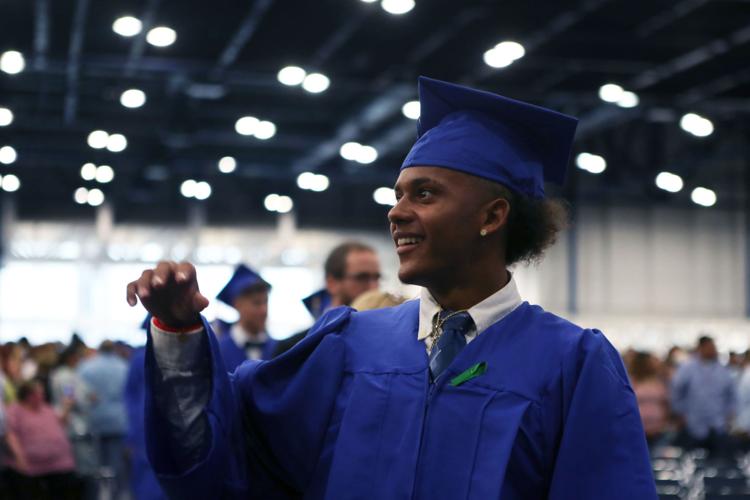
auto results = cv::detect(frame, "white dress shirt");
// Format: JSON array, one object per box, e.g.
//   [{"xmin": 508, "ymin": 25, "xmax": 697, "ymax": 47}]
[
  {"xmin": 229, "ymin": 323, "xmax": 268, "ymax": 360},
  {"xmin": 417, "ymin": 274, "xmax": 523, "ymax": 352}
]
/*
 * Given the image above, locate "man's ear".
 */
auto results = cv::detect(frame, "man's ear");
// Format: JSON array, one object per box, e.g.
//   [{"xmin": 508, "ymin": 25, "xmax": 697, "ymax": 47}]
[{"xmin": 479, "ymin": 197, "xmax": 510, "ymax": 236}]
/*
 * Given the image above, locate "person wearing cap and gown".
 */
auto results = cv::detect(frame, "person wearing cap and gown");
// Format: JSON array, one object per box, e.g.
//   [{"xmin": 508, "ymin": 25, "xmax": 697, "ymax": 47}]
[
  {"xmin": 274, "ymin": 241, "xmax": 381, "ymax": 356},
  {"xmin": 129, "ymin": 77, "xmax": 657, "ymax": 499},
  {"xmin": 214, "ymin": 265, "xmax": 278, "ymax": 371},
  {"xmin": 124, "ymin": 316, "xmax": 167, "ymax": 500}
]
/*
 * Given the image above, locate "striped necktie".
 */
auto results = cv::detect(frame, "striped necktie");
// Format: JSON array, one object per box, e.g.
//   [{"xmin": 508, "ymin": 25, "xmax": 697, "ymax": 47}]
[{"xmin": 428, "ymin": 311, "xmax": 474, "ymax": 381}]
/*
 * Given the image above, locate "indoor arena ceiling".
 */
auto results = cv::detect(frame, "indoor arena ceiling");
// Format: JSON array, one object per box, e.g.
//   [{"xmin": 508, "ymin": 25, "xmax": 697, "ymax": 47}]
[{"xmin": 0, "ymin": 0, "xmax": 749, "ymax": 228}]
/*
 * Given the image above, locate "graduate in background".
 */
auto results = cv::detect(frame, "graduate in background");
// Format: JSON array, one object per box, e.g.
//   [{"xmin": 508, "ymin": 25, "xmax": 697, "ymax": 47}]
[
  {"xmin": 128, "ymin": 77, "xmax": 657, "ymax": 499},
  {"xmin": 274, "ymin": 241, "xmax": 381, "ymax": 356},
  {"xmin": 214, "ymin": 265, "xmax": 277, "ymax": 371}
]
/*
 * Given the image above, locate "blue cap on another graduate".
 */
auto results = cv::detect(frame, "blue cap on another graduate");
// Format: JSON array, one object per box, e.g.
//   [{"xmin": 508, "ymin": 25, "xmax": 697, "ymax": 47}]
[
  {"xmin": 401, "ymin": 76, "xmax": 578, "ymax": 199},
  {"xmin": 302, "ymin": 288, "xmax": 332, "ymax": 320},
  {"xmin": 217, "ymin": 264, "xmax": 271, "ymax": 307}
]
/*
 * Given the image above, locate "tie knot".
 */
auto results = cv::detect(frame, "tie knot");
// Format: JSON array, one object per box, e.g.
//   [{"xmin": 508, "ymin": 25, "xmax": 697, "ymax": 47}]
[{"xmin": 438, "ymin": 310, "xmax": 473, "ymax": 334}]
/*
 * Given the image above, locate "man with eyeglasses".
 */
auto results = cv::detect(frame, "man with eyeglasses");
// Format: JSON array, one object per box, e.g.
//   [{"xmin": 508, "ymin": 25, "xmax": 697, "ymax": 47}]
[{"xmin": 275, "ymin": 241, "xmax": 381, "ymax": 355}]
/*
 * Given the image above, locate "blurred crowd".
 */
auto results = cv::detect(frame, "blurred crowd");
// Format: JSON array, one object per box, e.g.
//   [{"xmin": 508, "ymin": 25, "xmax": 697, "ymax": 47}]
[
  {"xmin": 0, "ymin": 336, "xmax": 131, "ymax": 500},
  {"xmin": 625, "ymin": 336, "xmax": 750, "ymax": 457}
]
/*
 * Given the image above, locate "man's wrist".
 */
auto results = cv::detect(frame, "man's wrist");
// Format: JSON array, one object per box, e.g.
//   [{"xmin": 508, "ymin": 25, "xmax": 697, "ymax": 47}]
[{"xmin": 153, "ymin": 316, "xmax": 203, "ymax": 333}]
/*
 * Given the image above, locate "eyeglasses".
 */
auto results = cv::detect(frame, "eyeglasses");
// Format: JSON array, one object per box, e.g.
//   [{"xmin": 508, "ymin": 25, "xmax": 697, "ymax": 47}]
[{"xmin": 344, "ymin": 272, "xmax": 382, "ymax": 283}]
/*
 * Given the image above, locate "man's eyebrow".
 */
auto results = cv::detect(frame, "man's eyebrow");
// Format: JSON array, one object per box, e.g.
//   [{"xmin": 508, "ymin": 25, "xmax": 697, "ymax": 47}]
[{"xmin": 394, "ymin": 177, "xmax": 442, "ymax": 190}]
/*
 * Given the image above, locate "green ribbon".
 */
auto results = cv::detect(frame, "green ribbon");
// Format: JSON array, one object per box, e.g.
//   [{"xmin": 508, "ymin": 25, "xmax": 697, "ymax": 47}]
[{"xmin": 450, "ymin": 362, "xmax": 487, "ymax": 387}]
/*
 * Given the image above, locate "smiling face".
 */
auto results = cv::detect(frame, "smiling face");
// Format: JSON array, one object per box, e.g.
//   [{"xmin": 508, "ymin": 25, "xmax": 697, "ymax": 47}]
[{"xmin": 388, "ymin": 166, "xmax": 508, "ymax": 290}]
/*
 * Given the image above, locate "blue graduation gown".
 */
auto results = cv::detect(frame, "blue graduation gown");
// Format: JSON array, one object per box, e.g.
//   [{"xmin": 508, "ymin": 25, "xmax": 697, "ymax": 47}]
[
  {"xmin": 124, "ymin": 348, "xmax": 167, "ymax": 500},
  {"xmin": 215, "ymin": 321, "xmax": 279, "ymax": 372},
  {"xmin": 145, "ymin": 301, "xmax": 656, "ymax": 499}
]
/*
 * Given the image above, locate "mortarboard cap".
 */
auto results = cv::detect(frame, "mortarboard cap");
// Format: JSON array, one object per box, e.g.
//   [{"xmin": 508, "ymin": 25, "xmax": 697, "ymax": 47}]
[
  {"xmin": 401, "ymin": 76, "xmax": 578, "ymax": 198},
  {"xmin": 217, "ymin": 264, "xmax": 271, "ymax": 307}
]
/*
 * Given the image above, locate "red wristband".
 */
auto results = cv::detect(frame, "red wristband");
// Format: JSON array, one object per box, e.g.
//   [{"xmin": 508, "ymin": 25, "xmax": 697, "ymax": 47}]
[{"xmin": 152, "ymin": 317, "xmax": 203, "ymax": 333}]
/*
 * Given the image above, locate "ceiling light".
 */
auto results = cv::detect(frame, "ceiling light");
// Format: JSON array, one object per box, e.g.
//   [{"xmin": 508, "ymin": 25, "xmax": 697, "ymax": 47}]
[
  {"xmin": 576, "ymin": 152, "xmax": 606, "ymax": 174},
  {"xmin": 235, "ymin": 116, "xmax": 259, "ymax": 136},
  {"xmin": 106, "ymin": 133, "xmax": 127, "ymax": 152},
  {"xmin": 402, "ymin": 100, "xmax": 420, "ymax": 120},
  {"xmin": 277, "ymin": 66, "xmax": 306, "ymax": 86},
  {"xmin": 0, "ymin": 146, "xmax": 17, "ymax": 165},
  {"xmin": 356, "ymin": 145, "xmax": 378, "ymax": 164},
  {"xmin": 0, "ymin": 107, "xmax": 13, "ymax": 126},
  {"xmin": 218, "ymin": 156, "xmax": 237, "ymax": 173},
  {"xmin": 0, "ymin": 51, "xmax": 25, "ymax": 75},
  {"xmin": 95, "ymin": 165, "xmax": 115, "ymax": 183},
  {"xmin": 146, "ymin": 26, "xmax": 177, "ymax": 47},
  {"xmin": 1, "ymin": 174, "xmax": 20, "ymax": 192},
  {"xmin": 680, "ymin": 112, "xmax": 714, "ymax": 137},
  {"xmin": 87, "ymin": 188, "xmax": 105, "ymax": 206},
  {"xmin": 655, "ymin": 172, "xmax": 683, "ymax": 193},
  {"xmin": 373, "ymin": 187, "xmax": 396, "ymax": 206},
  {"xmin": 381, "ymin": 0, "xmax": 415, "ymax": 15},
  {"xmin": 113, "ymin": 16, "xmax": 142, "ymax": 37},
  {"xmin": 74, "ymin": 187, "xmax": 89, "ymax": 204},
  {"xmin": 120, "ymin": 89, "xmax": 146, "ymax": 108},
  {"xmin": 340, "ymin": 142, "xmax": 361, "ymax": 161},
  {"xmin": 81, "ymin": 163, "xmax": 97, "ymax": 181},
  {"xmin": 180, "ymin": 179, "xmax": 197, "ymax": 198},
  {"xmin": 194, "ymin": 181, "xmax": 212, "ymax": 200},
  {"xmin": 87, "ymin": 130, "xmax": 109, "ymax": 149},
  {"xmin": 691, "ymin": 187, "xmax": 716, "ymax": 207},
  {"xmin": 302, "ymin": 73, "xmax": 330, "ymax": 94},
  {"xmin": 254, "ymin": 121, "xmax": 276, "ymax": 140},
  {"xmin": 598, "ymin": 83, "xmax": 624, "ymax": 103}
]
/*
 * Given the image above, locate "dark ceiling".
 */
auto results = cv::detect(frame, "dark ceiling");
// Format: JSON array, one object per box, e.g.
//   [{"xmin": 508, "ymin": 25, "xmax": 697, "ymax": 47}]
[{"xmin": 0, "ymin": 0, "xmax": 749, "ymax": 228}]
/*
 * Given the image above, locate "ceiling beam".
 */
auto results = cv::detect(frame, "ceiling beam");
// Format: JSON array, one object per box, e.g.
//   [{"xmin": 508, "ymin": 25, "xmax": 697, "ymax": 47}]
[
  {"xmin": 63, "ymin": 0, "xmax": 90, "ymax": 125},
  {"xmin": 636, "ymin": 0, "xmax": 712, "ymax": 38},
  {"xmin": 123, "ymin": 0, "xmax": 162, "ymax": 78},
  {"xmin": 309, "ymin": 9, "xmax": 371, "ymax": 68},
  {"xmin": 210, "ymin": 0, "xmax": 275, "ymax": 79},
  {"xmin": 33, "ymin": 0, "xmax": 50, "ymax": 71},
  {"xmin": 577, "ymin": 21, "xmax": 750, "ymax": 138},
  {"xmin": 632, "ymin": 23, "xmax": 750, "ymax": 90}
]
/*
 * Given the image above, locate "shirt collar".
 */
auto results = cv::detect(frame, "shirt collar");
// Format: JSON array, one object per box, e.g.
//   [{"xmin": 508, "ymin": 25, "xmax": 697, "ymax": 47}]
[
  {"xmin": 230, "ymin": 322, "xmax": 267, "ymax": 347},
  {"xmin": 417, "ymin": 274, "xmax": 523, "ymax": 341}
]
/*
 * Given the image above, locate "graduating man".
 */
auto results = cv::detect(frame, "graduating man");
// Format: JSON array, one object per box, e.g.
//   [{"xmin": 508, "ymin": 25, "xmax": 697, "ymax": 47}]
[
  {"xmin": 127, "ymin": 77, "xmax": 656, "ymax": 499},
  {"xmin": 214, "ymin": 264, "xmax": 277, "ymax": 371}
]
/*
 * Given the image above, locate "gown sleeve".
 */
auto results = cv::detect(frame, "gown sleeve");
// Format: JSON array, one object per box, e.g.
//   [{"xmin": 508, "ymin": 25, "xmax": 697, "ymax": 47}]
[
  {"xmin": 547, "ymin": 329, "xmax": 657, "ymax": 500},
  {"xmin": 144, "ymin": 307, "xmax": 352, "ymax": 499}
]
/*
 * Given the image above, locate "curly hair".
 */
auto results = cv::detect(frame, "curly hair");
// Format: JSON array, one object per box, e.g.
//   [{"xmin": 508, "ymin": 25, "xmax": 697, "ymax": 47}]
[{"xmin": 479, "ymin": 179, "xmax": 569, "ymax": 266}]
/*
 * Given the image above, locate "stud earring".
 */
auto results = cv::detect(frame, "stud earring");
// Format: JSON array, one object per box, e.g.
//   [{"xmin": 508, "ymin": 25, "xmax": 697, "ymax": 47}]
[{"xmin": 480, "ymin": 229, "xmax": 488, "ymax": 237}]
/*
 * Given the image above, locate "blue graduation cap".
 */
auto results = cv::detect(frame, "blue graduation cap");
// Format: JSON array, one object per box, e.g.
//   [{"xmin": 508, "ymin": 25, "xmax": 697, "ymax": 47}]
[
  {"xmin": 401, "ymin": 76, "xmax": 578, "ymax": 199},
  {"xmin": 302, "ymin": 288, "xmax": 332, "ymax": 320},
  {"xmin": 217, "ymin": 264, "xmax": 271, "ymax": 306}
]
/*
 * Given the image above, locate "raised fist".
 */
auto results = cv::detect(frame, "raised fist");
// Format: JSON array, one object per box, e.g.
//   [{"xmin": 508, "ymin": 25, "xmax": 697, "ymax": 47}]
[{"xmin": 126, "ymin": 261, "xmax": 209, "ymax": 328}]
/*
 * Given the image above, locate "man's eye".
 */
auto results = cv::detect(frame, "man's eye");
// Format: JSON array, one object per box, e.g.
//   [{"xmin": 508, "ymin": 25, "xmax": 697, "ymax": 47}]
[{"xmin": 417, "ymin": 189, "xmax": 433, "ymax": 199}]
